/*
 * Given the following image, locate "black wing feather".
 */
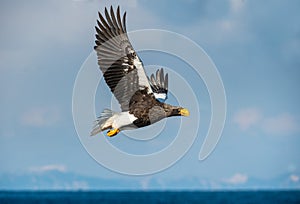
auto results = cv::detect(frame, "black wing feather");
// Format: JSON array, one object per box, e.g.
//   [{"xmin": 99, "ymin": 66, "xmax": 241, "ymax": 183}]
[
  {"xmin": 148, "ymin": 68, "xmax": 168, "ymax": 100},
  {"xmin": 95, "ymin": 6, "xmax": 152, "ymax": 111}
]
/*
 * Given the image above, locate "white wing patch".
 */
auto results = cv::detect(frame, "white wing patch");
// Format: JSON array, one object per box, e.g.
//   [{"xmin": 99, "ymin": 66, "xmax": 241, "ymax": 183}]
[{"xmin": 134, "ymin": 57, "xmax": 153, "ymax": 94}]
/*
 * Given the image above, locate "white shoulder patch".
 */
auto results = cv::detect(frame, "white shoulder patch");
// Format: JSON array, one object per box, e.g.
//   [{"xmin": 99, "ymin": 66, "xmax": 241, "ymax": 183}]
[{"xmin": 154, "ymin": 93, "xmax": 167, "ymax": 101}]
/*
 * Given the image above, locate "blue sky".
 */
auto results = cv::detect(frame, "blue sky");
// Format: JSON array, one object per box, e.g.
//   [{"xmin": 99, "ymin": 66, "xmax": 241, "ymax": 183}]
[{"xmin": 1, "ymin": 0, "xmax": 300, "ymax": 190}]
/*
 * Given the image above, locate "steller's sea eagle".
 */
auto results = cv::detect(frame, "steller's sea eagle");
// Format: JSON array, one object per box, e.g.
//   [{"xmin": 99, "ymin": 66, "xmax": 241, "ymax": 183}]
[{"xmin": 91, "ymin": 6, "xmax": 189, "ymax": 137}]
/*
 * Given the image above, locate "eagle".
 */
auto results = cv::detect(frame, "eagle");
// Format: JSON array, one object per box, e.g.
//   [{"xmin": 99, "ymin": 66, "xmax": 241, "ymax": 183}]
[{"xmin": 91, "ymin": 6, "xmax": 189, "ymax": 137}]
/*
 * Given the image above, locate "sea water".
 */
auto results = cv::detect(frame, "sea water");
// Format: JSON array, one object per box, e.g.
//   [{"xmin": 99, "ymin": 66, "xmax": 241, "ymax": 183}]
[{"xmin": 0, "ymin": 190, "xmax": 300, "ymax": 204}]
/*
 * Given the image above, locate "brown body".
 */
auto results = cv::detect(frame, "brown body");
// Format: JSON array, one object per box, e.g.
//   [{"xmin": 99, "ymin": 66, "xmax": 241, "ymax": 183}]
[{"xmin": 129, "ymin": 88, "xmax": 182, "ymax": 128}]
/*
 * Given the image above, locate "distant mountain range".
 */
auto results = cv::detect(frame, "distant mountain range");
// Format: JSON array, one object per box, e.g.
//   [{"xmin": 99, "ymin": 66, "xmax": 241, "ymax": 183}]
[{"xmin": 0, "ymin": 170, "xmax": 299, "ymax": 190}]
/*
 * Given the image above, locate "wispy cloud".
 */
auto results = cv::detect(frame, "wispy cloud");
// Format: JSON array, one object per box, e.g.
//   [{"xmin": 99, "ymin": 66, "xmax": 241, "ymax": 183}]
[
  {"xmin": 69, "ymin": 181, "xmax": 89, "ymax": 190},
  {"xmin": 29, "ymin": 164, "xmax": 67, "ymax": 173},
  {"xmin": 140, "ymin": 177, "xmax": 151, "ymax": 190},
  {"xmin": 20, "ymin": 106, "xmax": 61, "ymax": 127},
  {"xmin": 233, "ymin": 108, "xmax": 262, "ymax": 130},
  {"xmin": 290, "ymin": 174, "xmax": 299, "ymax": 183},
  {"xmin": 233, "ymin": 108, "xmax": 299, "ymax": 135},
  {"xmin": 229, "ymin": 0, "xmax": 246, "ymax": 14},
  {"xmin": 223, "ymin": 173, "xmax": 248, "ymax": 185},
  {"xmin": 181, "ymin": 0, "xmax": 251, "ymax": 47},
  {"xmin": 262, "ymin": 113, "xmax": 299, "ymax": 135},
  {"xmin": 0, "ymin": 1, "xmax": 97, "ymax": 73}
]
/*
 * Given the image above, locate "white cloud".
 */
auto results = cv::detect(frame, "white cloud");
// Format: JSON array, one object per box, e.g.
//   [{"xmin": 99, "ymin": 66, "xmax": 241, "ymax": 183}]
[
  {"xmin": 140, "ymin": 177, "xmax": 151, "ymax": 190},
  {"xmin": 290, "ymin": 174, "xmax": 299, "ymax": 182},
  {"xmin": 262, "ymin": 113, "xmax": 299, "ymax": 135},
  {"xmin": 229, "ymin": 0, "xmax": 246, "ymax": 13},
  {"xmin": 183, "ymin": 2, "xmax": 251, "ymax": 48},
  {"xmin": 0, "ymin": 1, "xmax": 98, "ymax": 73},
  {"xmin": 233, "ymin": 108, "xmax": 262, "ymax": 130},
  {"xmin": 20, "ymin": 106, "xmax": 61, "ymax": 127},
  {"xmin": 29, "ymin": 164, "xmax": 67, "ymax": 173},
  {"xmin": 70, "ymin": 181, "xmax": 89, "ymax": 190},
  {"xmin": 0, "ymin": 1, "xmax": 159, "ymax": 74},
  {"xmin": 233, "ymin": 108, "xmax": 299, "ymax": 135},
  {"xmin": 219, "ymin": 19, "xmax": 235, "ymax": 32},
  {"xmin": 223, "ymin": 173, "xmax": 248, "ymax": 185}
]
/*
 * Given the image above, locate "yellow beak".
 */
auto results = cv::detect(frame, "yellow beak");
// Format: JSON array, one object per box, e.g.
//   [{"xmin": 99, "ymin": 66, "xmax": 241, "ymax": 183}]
[{"xmin": 179, "ymin": 108, "xmax": 190, "ymax": 116}]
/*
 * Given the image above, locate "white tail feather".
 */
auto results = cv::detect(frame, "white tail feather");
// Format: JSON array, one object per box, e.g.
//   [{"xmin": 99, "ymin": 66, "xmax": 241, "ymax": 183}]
[{"xmin": 90, "ymin": 109, "xmax": 115, "ymax": 136}]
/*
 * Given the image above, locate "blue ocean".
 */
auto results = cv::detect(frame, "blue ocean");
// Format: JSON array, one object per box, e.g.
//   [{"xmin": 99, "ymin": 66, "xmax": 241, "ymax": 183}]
[{"xmin": 0, "ymin": 191, "xmax": 300, "ymax": 203}]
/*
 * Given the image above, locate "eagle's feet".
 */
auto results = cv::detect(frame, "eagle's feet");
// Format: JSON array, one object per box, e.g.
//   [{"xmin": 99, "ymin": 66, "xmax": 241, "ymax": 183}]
[{"xmin": 107, "ymin": 129, "xmax": 120, "ymax": 137}]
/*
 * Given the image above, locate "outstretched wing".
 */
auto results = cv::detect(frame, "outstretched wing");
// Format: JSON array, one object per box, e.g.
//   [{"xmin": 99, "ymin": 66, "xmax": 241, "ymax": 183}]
[
  {"xmin": 148, "ymin": 68, "xmax": 168, "ymax": 102},
  {"xmin": 94, "ymin": 6, "xmax": 152, "ymax": 111}
]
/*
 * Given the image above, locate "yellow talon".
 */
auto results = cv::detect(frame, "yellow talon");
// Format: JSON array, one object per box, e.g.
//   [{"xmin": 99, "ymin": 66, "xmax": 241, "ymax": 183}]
[{"xmin": 107, "ymin": 129, "xmax": 120, "ymax": 137}]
